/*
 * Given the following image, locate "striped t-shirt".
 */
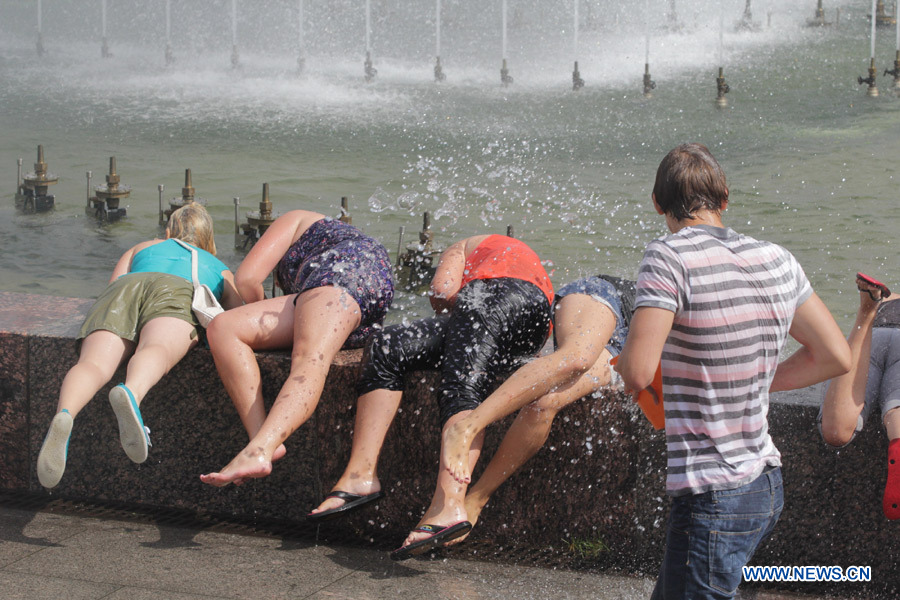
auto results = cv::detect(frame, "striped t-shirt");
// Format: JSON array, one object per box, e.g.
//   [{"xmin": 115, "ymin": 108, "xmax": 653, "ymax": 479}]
[{"xmin": 635, "ymin": 225, "xmax": 812, "ymax": 496}]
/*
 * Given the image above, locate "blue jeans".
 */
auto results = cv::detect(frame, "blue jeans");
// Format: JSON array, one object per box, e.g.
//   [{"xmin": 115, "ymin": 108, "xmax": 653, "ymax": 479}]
[{"xmin": 651, "ymin": 466, "xmax": 784, "ymax": 600}]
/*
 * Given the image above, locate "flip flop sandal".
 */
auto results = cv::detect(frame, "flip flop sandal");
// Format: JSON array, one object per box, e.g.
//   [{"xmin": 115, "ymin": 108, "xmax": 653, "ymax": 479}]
[
  {"xmin": 109, "ymin": 384, "xmax": 151, "ymax": 464},
  {"xmin": 307, "ymin": 490, "xmax": 385, "ymax": 522},
  {"xmin": 390, "ymin": 520, "xmax": 472, "ymax": 561},
  {"xmin": 37, "ymin": 410, "xmax": 73, "ymax": 489},
  {"xmin": 857, "ymin": 272, "xmax": 891, "ymax": 301}
]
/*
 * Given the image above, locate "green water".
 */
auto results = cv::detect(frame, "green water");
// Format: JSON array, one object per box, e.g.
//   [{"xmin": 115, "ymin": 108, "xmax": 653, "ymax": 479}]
[{"xmin": 1, "ymin": 1, "xmax": 899, "ymax": 328}]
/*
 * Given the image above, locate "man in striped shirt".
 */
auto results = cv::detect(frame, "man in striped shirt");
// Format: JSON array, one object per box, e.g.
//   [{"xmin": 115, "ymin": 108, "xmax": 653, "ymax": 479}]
[{"xmin": 616, "ymin": 143, "xmax": 850, "ymax": 599}]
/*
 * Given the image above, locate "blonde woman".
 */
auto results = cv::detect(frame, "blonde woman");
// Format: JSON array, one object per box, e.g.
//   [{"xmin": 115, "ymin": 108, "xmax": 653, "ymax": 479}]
[{"xmin": 36, "ymin": 204, "xmax": 242, "ymax": 488}]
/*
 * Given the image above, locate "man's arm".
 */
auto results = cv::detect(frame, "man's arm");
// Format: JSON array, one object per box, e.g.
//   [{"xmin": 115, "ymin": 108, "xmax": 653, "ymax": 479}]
[
  {"xmin": 615, "ymin": 306, "xmax": 675, "ymax": 394},
  {"xmin": 769, "ymin": 292, "xmax": 852, "ymax": 392}
]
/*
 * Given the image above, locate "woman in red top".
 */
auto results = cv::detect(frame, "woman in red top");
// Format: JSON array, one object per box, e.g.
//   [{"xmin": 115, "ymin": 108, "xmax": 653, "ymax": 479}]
[{"xmin": 308, "ymin": 234, "xmax": 553, "ymax": 558}]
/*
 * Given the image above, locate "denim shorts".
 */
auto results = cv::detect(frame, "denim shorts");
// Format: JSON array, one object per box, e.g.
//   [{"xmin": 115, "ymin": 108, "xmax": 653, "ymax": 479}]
[
  {"xmin": 818, "ymin": 327, "xmax": 900, "ymax": 446},
  {"xmin": 554, "ymin": 276, "xmax": 627, "ymax": 356},
  {"xmin": 651, "ymin": 466, "xmax": 783, "ymax": 600}
]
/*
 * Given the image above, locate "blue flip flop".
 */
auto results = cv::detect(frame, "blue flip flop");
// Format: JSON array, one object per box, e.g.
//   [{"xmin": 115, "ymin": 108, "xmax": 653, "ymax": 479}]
[
  {"xmin": 36, "ymin": 409, "xmax": 73, "ymax": 489},
  {"xmin": 390, "ymin": 520, "xmax": 472, "ymax": 561},
  {"xmin": 109, "ymin": 384, "xmax": 151, "ymax": 464}
]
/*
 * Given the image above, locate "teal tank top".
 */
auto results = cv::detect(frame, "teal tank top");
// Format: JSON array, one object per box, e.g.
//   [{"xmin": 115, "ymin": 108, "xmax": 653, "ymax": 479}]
[{"xmin": 128, "ymin": 239, "xmax": 229, "ymax": 299}]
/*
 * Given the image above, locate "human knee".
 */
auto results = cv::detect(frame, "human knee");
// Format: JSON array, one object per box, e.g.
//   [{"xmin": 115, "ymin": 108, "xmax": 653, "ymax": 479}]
[
  {"xmin": 357, "ymin": 328, "xmax": 407, "ymax": 394},
  {"xmin": 520, "ymin": 400, "xmax": 558, "ymax": 427}
]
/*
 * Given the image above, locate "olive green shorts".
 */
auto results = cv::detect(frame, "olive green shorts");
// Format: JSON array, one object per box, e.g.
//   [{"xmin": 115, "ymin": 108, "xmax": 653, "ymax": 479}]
[{"xmin": 78, "ymin": 272, "xmax": 199, "ymax": 342}]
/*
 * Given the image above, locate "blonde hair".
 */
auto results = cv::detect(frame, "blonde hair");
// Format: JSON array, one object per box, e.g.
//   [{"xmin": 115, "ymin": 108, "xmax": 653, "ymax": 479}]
[{"xmin": 167, "ymin": 204, "xmax": 217, "ymax": 255}]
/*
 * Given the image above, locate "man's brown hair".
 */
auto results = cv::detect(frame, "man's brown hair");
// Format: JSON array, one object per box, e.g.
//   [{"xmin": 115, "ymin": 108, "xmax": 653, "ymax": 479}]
[{"xmin": 653, "ymin": 143, "xmax": 728, "ymax": 221}]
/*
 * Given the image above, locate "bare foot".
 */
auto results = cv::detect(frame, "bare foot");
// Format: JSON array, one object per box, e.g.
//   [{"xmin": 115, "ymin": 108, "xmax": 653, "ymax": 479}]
[
  {"xmin": 272, "ymin": 444, "xmax": 287, "ymax": 463},
  {"xmin": 447, "ymin": 493, "xmax": 489, "ymax": 546},
  {"xmin": 442, "ymin": 419, "xmax": 476, "ymax": 484},
  {"xmin": 200, "ymin": 446, "xmax": 272, "ymax": 487}
]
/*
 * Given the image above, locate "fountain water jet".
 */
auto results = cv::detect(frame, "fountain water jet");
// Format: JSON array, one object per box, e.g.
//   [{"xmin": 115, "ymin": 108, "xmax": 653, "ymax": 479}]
[
  {"xmin": 165, "ymin": 0, "xmax": 174, "ymax": 66},
  {"xmin": 364, "ymin": 0, "xmax": 376, "ymax": 81},
  {"xmin": 101, "ymin": 0, "xmax": 111, "ymax": 58},
  {"xmin": 716, "ymin": 10, "xmax": 729, "ymax": 108},
  {"xmin": 643, "ymin": 1, "xmax": 655, "ymax": 98},
  {"xmin": 36, "ymin": 0, "xmax": 45, "ymax": 57},
  {"xmin": 434, "ymin": 0, "xmax": 445, "ymax": 82},
  {"xmin": 231, "ymin": 0, "xmax": 240, "ymax": 69},
  {"xmin": 572, "ymin": 0, "xmax": 583, "ymax": 90},
  {"xmin": 501, "ymin": 0, "xmax": 512, "ymax": 86},
  {"xmin": 859, "ymin": 0, "xmax": 880, "ymax": 96},
  {"xmin": 297, "ymin": 0, "xmax": 306, "ymax": 74}
]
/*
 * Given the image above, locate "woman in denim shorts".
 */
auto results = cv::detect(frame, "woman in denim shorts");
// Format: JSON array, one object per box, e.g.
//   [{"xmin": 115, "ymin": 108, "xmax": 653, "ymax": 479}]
[{"xmin": 439, "ymin": 274, "xmax": 634, "ymax": 539}]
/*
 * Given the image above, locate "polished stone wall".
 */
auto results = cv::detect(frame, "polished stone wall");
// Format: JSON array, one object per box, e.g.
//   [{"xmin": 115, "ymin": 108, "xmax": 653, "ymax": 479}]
[{"xmin": 1, "ymin": 291, "xmax": 896, "ymax": 596}]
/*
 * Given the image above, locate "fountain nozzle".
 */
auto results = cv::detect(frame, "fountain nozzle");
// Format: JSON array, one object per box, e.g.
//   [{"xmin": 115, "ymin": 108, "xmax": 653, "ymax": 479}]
[
  {"xmin": 884, "ymin": 51, "xmax": 900, "ymax": 91},
  {"xmin": 36, "ymin": 33, "xmax": 45, "ymax": 57},
  {"xmin": 435, "ymin": 57, "xmax": 446, "ymax": 82},
  {"xmin": 101, "ymin": 37, "xmax": 111, "ymax": 58},
  {"xmin": 572, "ymin": 61, "xmax": 584, "ymax": 91},
  {"xmin": 339, "ymin": 196, "xmax": 351, "ymax": 224},
  {"xmin": 365, "ymin": 51, "xmax": 377, "ymax": 82},
  {"xmin": 165, "ymin": 44, "xmax": 175, "ymax": 66},
  {"xmin": 716, "ymin": 67, "xmax": 730, "ymax": 108},
  {"xmin": 231, "ymin": 45, "xmax": 240, "ymax": 69},
  {"xmin": 643, "ymin": 63, "xmax": 656, "ymax": 98},
  {"xmin": 501, "ymin": 58, "xmax": 513, "ymax": 87},
  {"xmin": 858, "ymin": 58, "xmax": 879, "ymax": 97}
]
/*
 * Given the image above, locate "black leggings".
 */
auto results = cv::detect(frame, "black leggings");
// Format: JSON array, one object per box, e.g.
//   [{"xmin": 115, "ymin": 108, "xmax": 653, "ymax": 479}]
[{"xmin": 358, "ymin": 277, "xmax": 551, "ymax": 426}]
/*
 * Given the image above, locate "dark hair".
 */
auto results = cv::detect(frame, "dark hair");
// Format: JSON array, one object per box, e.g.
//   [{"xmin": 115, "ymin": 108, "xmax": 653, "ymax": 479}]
[{"xmin": 652, "ymin": 143, "xmax": 728, "ymax": 221}]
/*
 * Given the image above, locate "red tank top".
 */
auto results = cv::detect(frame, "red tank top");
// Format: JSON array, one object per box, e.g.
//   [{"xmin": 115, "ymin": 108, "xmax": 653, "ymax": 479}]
[{"xmin": 461, "ymin": 235, "xmax": 554, "ymax": 306}]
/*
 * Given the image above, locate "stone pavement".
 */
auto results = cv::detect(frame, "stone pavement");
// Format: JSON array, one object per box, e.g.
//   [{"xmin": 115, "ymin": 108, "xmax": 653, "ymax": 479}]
[{"xmin": 0, "ymin": 504, "xmax": 857, "ymax": 600}]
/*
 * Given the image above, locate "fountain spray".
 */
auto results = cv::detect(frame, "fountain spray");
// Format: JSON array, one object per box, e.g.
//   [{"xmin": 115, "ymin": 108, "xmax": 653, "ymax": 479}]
[
  {"xmin": 101, "ymin": 0, "xmax": 110, "ymax": 58},
  {"xmin": 859, "ymin": 0, "xmax": 879, "ymax": 96},
  {"xmin": 572, "ymin": 0, "xmax": 584, "ymax": 90},
  {"xmin": 231, "ymin": 0, "xmax": 240, "ymax": 69},
  {"xmin": 36, "ymin": 0, "xmax": 45, "ymax": 57},
  {"xmin": 364, "ymin": 0, "xmax": 376, "ymax": 81},
  {"xmin": 297, "ymin": 0, "xmax": 306, "ymax": 73},
  {"xmin": 165, "ymin": 0, "xmax": 174, "ymax": 66},
  {"xmin": 716, "ymin": 9, "xmax": 729, "ymax": 107},
  {"xmin": 643, "ymin": 0, "xmax": 655, "ymax": 98},
  {"xmin": 501, "ymin": 0, "xmax": 513, "ymax": 86},
  {"xmin": 435, "ymin": 0, "xmax": 445, "ymax": 81},
  {"xmin": 885, "ymin": 6, "xmax": 900, "ymax": 91}
]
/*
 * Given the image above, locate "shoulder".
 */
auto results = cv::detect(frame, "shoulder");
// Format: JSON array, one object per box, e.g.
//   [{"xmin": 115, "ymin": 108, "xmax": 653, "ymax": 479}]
[{"xmin": 130, "ymin": 239, "xmax": 167, "ymax": 255}]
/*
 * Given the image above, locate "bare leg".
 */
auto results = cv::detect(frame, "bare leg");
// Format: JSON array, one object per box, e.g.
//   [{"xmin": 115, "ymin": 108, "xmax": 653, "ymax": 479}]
[
  {"xmin": 202, "ymin": 286, "xmax": 361, "ymax": 487},
  {"xmin": 442, "ymin": 295, "xmax": 615, "ymax": 483},
  {"xmin": 58, "ymin": 330, "xmax": 134, "ymax": 417},
  {"xmin": 820, "ymin": 283, "xmax": 893, "ymax": 446},
  {"xmin": 399, "ymin": 410, "xmax": 484, "ymax": 549},
  {"xmin": 309, "ymin": 389, "xmax": 403, "ymax": 514},
  {"xmin": 122, "ymin": 317, "xmax": 198, "ymax": 402},
  {"xmin": 38, "ymin": 329, "xmax": 133, "ymax": 488},
  {"xmin": 457, "ymin": 352, "xmax": 611, "ymax": 542}
]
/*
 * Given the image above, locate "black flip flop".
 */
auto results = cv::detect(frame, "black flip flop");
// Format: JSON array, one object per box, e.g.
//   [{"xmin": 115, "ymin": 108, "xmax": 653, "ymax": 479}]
[
  {"xmin": 389, "ymin": 521, "xmax": 472, "ymax": 561},
  {"xmin": 307, "ymin": 490, "xmax": 385, "ymax": 522}
]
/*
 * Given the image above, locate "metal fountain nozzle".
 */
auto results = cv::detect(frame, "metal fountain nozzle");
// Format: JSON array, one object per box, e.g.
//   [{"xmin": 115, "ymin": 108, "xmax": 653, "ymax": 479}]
[
  {"xmin": 572, "ymin": 61, "xmax": 585, "ymax": 91},
  {"xmin": 643, "ymin": 63, "xmax": 656, "ymax": 98},
  {"xmin": 364, "ymin": 51, "xmax": 377, "ymax": 82},
  {"xmin": 339, "ymin": 196, "xmax": 351, "ymax": 224},
  {"xmin": 716, "ymin": 67, "xmax": 730, "ymax": 108},
  {"xmin": 231, "ymin": 45, "xmax": 240, "ymax": 69},
  {"xmin": 434, "ymin": 56, "xmax": 446, "ymax": 82},
  {"xmin": 165, "ymin": 44, "xmax": 175, "ymax": 66},
  {"xmin": 859, "ymin": 58, "xmax": 879, "ymax": 97},
  {"xmin": 501, "ymin": 58, "xmax": 513, "ymax": 86},
  {"xmin": 419, "ymin": 211, "xmax": 434, "ymax": 252}
]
